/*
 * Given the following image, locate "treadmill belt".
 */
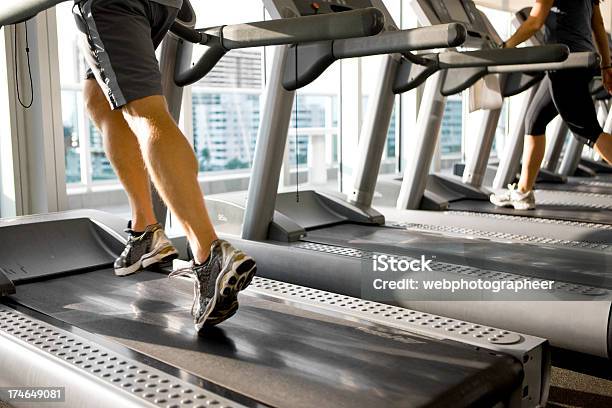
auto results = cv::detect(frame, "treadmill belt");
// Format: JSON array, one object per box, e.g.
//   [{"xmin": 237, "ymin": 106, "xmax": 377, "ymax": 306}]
[
  {"xmin": 9, "ymin": 269, "xmax": 521, "ymax": 408},
  {"xmin": 304, "ymin": 224, "xmax": 612, "ymax": 289},
  {"xmin": 536, "ymin": 181, "xmax": 612, "ymax": 195},
  {"xmin": 450, "ymin": 199, "xmax": 612, "ymax": 226}
]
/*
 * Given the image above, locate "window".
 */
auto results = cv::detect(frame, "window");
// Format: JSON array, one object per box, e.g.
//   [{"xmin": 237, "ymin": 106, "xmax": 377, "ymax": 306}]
[
  {"xmin": 440, "ymin": 95, "xmax": 464, "ymax": 172},
  {"xmin": 189, "ymin": 2, "xmax": 265, "ymax": 176},
  {"xmin": 286, "ymin": 65, "xmax": 341, "ymax": 188},
  {"xmin": 57, "ymin": 3, "xmax": 118, "ymax": 187}
]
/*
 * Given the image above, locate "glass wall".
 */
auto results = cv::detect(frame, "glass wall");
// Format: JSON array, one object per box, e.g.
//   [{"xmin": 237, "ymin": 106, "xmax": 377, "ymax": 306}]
[
  {"xmin": 52, "ymin": 0, "xmax": 515, "ymax": 216},
  {"xmin": 57, "ymin": 2, "xmax": 118, "ymax": 187},
  {"xmin": 189, "ymin": 1, "xmax": 265, "ymax": 175},
  {"xmin": 440, "ymin": 95, "xmax": 464, "ymax": 172}
]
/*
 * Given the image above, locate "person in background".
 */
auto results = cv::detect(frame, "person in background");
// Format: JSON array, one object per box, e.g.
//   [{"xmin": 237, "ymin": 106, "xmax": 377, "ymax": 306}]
[{"xmin": 491, "ymin": 0, "xmax": 612, "ymax": 210}]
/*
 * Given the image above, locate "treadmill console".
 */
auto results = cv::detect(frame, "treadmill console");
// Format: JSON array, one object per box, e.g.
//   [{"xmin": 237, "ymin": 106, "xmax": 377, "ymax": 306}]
[
  {"xmin": 265, "ymin": 0, "xmax": 398, "ymax": 31},
  {"xmin": 411, "ymin": 0, "xmax": 497, "ymax": 48}
]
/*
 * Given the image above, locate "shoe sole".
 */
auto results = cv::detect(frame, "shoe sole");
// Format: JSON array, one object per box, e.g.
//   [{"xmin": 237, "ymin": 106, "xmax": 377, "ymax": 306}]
[
  {"xmin": 202, "ymin": 299, "xmax": 239, "ymax": 327},
  {"xmin": 490, "ymin": 196, "xmax": 512, "ymax": 208},
  {"xmin": 490, "ymin": 196, "xmax": 535, "ymax": 211},
  {"xmin": 115, "ymin": 245, "xmax": 179, "ymax": 277},
  {"xmin": 197, "ymin": 253, "xmax": 257, "ymax": 329},
  {"xmin": 512, "ymin": 203, "xmax": 536, "ymax": 211}
]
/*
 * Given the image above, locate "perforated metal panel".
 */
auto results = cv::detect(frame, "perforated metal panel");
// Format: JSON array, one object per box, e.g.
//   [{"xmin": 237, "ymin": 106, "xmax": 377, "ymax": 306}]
[
  {"xmin": 0, "ymin": 307, "xmax": 242, "ymax": 408},
  {"xmin": 389, "ymin": 222, "xmax": 611, "ymax": 251},
  {"xmin": 536, "ymin": 190, "xmax": 612, "ymax": 210},
  {"xmin": 447, "ymin": 211, "xmax": 612, "ymax": 230},
  {"xmin": 294, "ymin": 242, "xmax": 609, "ymax": 297},
  {"xmin": 249, "ymin": 276, "xmax": 522, "ymax": 345}
]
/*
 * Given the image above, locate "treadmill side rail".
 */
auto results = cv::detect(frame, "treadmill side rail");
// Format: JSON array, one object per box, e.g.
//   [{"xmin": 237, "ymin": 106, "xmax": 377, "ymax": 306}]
[
  {"xmin": 247, "ymin": 276, "xmax": 550, "ymax": 408},
  {"xmin": 0, "ymin": 306, "xmax": 244, "ymax": 408}
]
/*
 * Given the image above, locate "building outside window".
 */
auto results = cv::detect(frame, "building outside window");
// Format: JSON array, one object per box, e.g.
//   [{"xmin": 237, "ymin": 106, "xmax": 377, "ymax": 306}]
[{"xmin": 440, "ymin": 95, "xmax": 464, "ymax": 172}]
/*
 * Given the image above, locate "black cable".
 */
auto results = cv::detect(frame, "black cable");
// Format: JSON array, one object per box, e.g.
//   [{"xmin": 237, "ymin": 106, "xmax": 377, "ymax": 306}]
[
  {"xmin": 294, "ymin": 44, "xmax": 300, "ymax": 203},
  {"xmin": 14, "ymin": 21, "xmax": 34, "ymax": 109}
]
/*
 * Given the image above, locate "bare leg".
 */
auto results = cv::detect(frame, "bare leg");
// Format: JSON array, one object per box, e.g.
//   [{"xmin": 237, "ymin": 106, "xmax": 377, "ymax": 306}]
[
  {"xmin": 122, "ymin": 95, "xmax": 218, "ymax": 264},
  {"xmin": 83, "ymin": 80, "xmax": 157, "ymax": 231},
  {"xmin": 517, "ymin": 134, "xmax": 546, "ymax": 193},
  {"xmin": 594, "ymin": 132, "xmax": 612, "ymax": 164}
]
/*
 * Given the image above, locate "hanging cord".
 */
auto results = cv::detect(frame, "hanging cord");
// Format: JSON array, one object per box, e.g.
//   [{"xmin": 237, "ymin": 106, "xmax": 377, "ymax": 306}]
[
  {"xmin": 14, "ymin": 21, "xmax": 34, "ymax": 109},
  {"xmin": 294, "ymin": 43, "xmax": 300, "ymax": 203}
]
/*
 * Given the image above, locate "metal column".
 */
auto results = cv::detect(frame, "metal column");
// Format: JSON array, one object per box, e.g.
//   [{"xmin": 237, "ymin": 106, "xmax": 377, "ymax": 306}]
[
  {"xmin": 541, "ymin": 117, "xmax": 568, "ymax": 172},
  {"xmin": 349, "ymin": 55, "xmax": 399, "ymax": 208},
  {"xmin": 397, "ymin": 70, "xmax": 447, "ymax": 210},
  {"xmin": 558, "ymin": 135, "xmax": 584, "ymax": 177},
  {"xmin": 462, "ymin": 108, "xmax": 502, "ymax": 188},
  {"xmin": 242, "ymin": 46, "xmax": 296, "ymax": 241},
  {"xmin": 492, "ymin": 83, "xmax": 540, "ymax": 189}
]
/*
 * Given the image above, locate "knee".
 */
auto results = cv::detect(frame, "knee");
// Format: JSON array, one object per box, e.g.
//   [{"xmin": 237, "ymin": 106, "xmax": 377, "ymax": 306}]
[
  {"xmin": 524, "ymin": 115, "xmax": 546, "ymax": 137},
  {"xmin": 122, "ymin": 95, "xmax": 169, "ymax": 123}
]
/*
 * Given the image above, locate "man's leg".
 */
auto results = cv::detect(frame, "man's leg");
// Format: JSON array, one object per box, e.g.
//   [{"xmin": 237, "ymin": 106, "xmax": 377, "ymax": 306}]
[
  {"xmin": 594, "ymin": 133, "xmax": 612, "ymax": 164},
  {"xmin": 517, "ymin": 134, "xmax": 547, "ymax": 193},
  {"xmin": 83, "ymin": 79, "xmax": 157, "ymax": 232},
  {"xmin": 121, "ymin": 95, "xmax": 218, "ymax": 264}
]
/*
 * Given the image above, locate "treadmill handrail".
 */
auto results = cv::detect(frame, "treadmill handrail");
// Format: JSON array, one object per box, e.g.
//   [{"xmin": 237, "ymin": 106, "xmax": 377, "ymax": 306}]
[
  {"xmin": 333, "ymin": 23, "xmax": 467, "ymax": 58},
  {"xmin": 487, "ymin": 51, "xmax": 600, "ymax": 73},
  {"xmin": 282, "ymin": 23, "xmax": 467, "ymax": 91},
  {"xmin": 171, "ymin": 8, "xmax": 385, "ymax": 87},
  {"xmin": 393, "ymin": 44, "xmax": 569, "ymax": 94},
  {"xmin": 0, "ymin": 0, "xmax": 67, "ymax": 27},
  {"xmin": 435, "ymin": 45, "xmax": 569, "ymax": 69}
]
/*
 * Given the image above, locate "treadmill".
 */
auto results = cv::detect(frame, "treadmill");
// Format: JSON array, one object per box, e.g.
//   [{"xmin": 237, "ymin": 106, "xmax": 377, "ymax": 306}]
[
  {"xmin": 369, "ymin": 5, "xmax": 612, "ymax": 250},
  {"xmin": 491, "ymin": 8, "xmax": 612, "ymax": 196},
  {"xmin": 199, "ymin": 0, "xmax": 612, "ymax": 358},
  {"xmin": 0, "ymin": 2, "xmax": 549, "ymax": 408},
  {"xmin": 389, "ymin": 2, "xmax": 612, "ymax": 232}
]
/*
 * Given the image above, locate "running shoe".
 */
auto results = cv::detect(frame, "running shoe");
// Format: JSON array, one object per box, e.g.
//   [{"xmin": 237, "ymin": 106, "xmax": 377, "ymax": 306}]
[
  {"xmin": 114, "ymin": 222, "xmax": 178, "ymax": 276},
  {"xmin": 490, "ymin": 184, "xmax": 536, "ymax": 210},
  {"xmin": 170, "ymin": 240, "xmax": 256, "ymax": 331}
]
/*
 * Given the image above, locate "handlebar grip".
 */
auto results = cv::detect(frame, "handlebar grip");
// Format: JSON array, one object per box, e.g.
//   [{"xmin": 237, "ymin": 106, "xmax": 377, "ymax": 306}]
[
  {"xmin": 488, "ymin": 51, "xmax": 599, "ymax": 74},
  {"xmin": 334, "ymin": 23, "xmax": 467, "ymax": 59},
  {"xmin": 0, "ymin": 0, "xmax": 66, "ymax": 27},
  {"xmin": 215, "ymin": 7, "xmax": 385, "ymax": 50},
  {"xmin": 176, "ymin": 7, "xmax": 386, "ymax": 87},
  {"xmin": 438, "ymin": 45, "xmax": 569, "ymax": 68}
]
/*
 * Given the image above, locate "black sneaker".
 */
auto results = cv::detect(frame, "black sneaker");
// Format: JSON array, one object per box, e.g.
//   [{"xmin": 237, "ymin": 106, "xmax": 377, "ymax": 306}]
[
  {"xmin": 114, "ymin": 222, "xmax": 179, "ymax": 277},
  {"xmin": 170, "ymin": 240, "xmax": 256, "ymax": 331}
]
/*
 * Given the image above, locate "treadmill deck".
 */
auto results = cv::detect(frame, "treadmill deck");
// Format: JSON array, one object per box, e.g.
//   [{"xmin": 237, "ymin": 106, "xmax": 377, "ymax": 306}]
[{"xmin": 8, "ymin": 268, "xmax": 522, "ymax": 408}]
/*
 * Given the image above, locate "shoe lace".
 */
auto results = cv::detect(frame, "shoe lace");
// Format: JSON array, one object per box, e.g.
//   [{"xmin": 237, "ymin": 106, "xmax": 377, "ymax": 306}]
[
  {"xmin": 169, "ymin": 262, "xmax": 196, "ymax": 280},
  {"xmin": 169, "ymin": 263, "xmax": 202, "ymax": 317}
]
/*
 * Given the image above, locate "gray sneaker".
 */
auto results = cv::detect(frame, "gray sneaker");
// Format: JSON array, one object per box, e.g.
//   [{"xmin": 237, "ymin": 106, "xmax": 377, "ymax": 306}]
[
  {"xmin": 490, "ymin": 184, "xmax": 536, "ymax": 210},
  {"xmin": 114, "ymin": 222, "xmax": 179, "ymax": 276},
  {"xmin": 170, "ymin": 240, "xmax": 256, "ymax": 331}
]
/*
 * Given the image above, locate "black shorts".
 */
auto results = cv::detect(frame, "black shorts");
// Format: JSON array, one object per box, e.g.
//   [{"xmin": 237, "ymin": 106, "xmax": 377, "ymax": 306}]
[
  {"xmin": 73, "ymin": 0, "xmax": 179, "ymax": 109},
  {"xmin": 525, "ymin": 68, "xmax": 603, "ymax": 147}
]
